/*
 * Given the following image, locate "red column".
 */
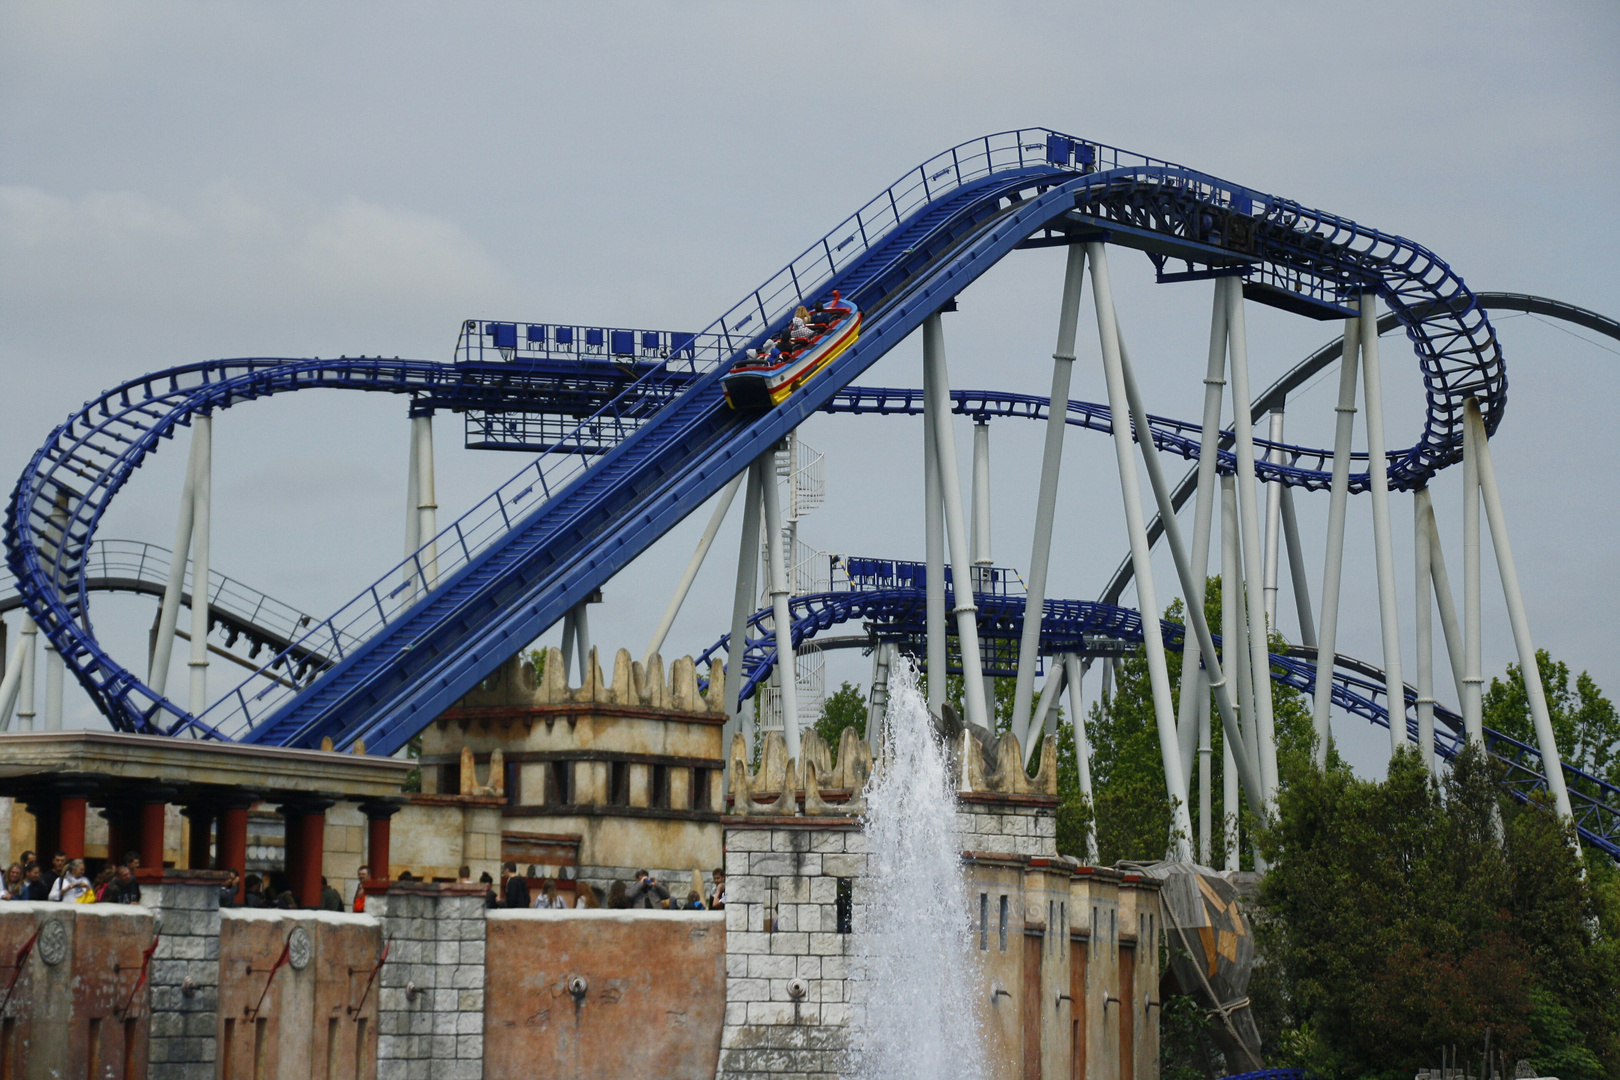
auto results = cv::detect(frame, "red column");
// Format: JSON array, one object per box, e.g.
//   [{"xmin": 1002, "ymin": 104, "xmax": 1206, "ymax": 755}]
[
  {"xmin": 58, "ymin": 797, "xmax": 88, "ymax": 861},
  {"xmin": 367, "ymin": 816, "xmax": 392, "ymax": 883},
  {"xmin": 138, "ymin": 800, "xmax": 166, "ymax": 872},
  {"xmin": 219, "ymin": 804, "xmax": 249, "ymax": 903},
  {"xmin": 296, "ymin": 809, "xmax": 327, "ymax": 908},
  {"xmin": 360, "ymin": 799, "xmax": 403, "ymax": 889}
]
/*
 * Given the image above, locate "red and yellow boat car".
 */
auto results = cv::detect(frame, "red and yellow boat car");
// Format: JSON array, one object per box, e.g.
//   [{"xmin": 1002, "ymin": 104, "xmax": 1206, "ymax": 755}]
[{"xmin": 722, "ymin": 293, "xmax": 860, "ymax": 409}]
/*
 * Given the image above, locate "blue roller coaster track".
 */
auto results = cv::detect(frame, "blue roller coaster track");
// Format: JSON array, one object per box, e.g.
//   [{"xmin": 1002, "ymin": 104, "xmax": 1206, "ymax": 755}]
[
  {"xmin": 0, "ymin": 128, "xmax": 1524, "ymax": 764},
  {"xmin": 693, "ymin": 571, "xmax": 1620, "ymax": 860}
]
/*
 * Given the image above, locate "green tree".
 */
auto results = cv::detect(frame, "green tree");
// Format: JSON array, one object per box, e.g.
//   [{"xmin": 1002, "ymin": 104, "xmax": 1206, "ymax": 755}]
[
  {"xmin": 1084, "ymin": 576, "xmax": 1319, "ymax": 866},
  {"xmin": 1484, "ymin": 648, "xmax": 1620, "ymax": 789},
  {"xmin": 1256, "ymin": 745, "xmax": 1620, "ymax": 1080},
  {"xmin": 814, "ymin": 680, "xmax": 868, "ymax": 750}
]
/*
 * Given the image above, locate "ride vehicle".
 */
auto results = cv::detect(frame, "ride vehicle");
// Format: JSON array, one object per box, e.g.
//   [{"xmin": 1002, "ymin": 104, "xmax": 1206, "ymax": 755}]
[{"xmin": 722, "ymin": 292, "xmax": 860, "ymax": 408}]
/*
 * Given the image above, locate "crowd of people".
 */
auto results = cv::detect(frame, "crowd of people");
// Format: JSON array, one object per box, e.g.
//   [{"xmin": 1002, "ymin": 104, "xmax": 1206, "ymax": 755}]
[
  {"xmin": 3, "ymin": 850, "xmax": 733, "ymax": 916},
  {"xmin": 741, "ymin": 294, "xmax": 853, "ymax": 368},
  {"xmin": 479, "ymin": 862, "xmax": 727, "ymax": 912},
  {"xmin": 0, "ymin": 849, "xmax": 146, "ymax": 904}
]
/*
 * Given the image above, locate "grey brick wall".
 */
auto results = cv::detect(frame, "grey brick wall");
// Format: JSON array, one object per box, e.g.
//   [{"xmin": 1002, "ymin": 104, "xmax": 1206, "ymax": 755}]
[
  {"xmin": 144, "ymin": 872, "xmax": 228, "ymax": 1080},
  {"xmin": 956, "ymin": 800, "xmax": 1057, "ymax": 858},
  {"xmin": 717, "ymin": 823, "xmax": 866, "ymax": 1080},
  {"xmin": 374, "ymin": 882, "xmax": 488, "ymax": 1080}
]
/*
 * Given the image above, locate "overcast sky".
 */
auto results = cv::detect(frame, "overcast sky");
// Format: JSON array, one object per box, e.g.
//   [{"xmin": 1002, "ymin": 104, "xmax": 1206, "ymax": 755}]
[{"xmin": 3, "ymin": 2, "xmax": 1617, "ymax": 778}]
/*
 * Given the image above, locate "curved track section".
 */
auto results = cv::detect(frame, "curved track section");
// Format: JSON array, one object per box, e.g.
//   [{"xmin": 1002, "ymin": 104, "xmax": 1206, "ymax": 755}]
[
  {"xmin": 697, "ymin": 587, "xmax": 1620, "ymax": 859},
  {"xmin": 6, "ymin": 129, "xmax": 1501, "ymax": 752},
  {"xmin": 0, "ymin": 539, "xmax": 338, "ymax": 673}
]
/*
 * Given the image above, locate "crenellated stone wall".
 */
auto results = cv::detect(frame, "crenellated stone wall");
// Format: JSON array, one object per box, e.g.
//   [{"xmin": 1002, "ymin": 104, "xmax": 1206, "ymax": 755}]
[{"xmin": 412, "ymin": 648, "xmax": 730, "ymax": 893}]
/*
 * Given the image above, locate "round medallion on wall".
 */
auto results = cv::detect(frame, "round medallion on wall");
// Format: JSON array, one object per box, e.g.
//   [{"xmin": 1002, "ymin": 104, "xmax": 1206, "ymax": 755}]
[
  {"xmin": 37, "ymin": 919, "xmax": 68, "ymax": 966},
  {"xmin": 287, "ymin": 925, "xmax": 312, "ymax": 970}
]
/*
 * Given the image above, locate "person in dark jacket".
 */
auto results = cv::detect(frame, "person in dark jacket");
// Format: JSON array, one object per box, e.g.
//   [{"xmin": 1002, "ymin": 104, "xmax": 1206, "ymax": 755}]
[
  {"xmin": 108, "ymin": 864, "xmax": 141, "ymax": 904},
  {"xmin": 320, "ymin": 876, "xmax": 344, "ymax": 912},
  {"xmin": 626, "ymin": 870, "xmax": 669, "ymax": 909},
  {"xmin": 242, "ymin": 874, "xmax": 269, "ymax": 908},
  {"xmin": 501, "ymin": 861, "xmax": 528, "ymax": 908},
  {"xmin": 21, "ymin": 863, "xmax": 50, "ymax": 901},
  {"xmin": 480, "ymin": 872, "xmax": 497, "ymax": 909}
]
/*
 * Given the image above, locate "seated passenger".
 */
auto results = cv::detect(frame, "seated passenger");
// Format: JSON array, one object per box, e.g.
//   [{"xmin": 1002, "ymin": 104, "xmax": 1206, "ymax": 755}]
[{"xmin": 789, "ymin": 305, "xmax": 814, "ymax": 341}]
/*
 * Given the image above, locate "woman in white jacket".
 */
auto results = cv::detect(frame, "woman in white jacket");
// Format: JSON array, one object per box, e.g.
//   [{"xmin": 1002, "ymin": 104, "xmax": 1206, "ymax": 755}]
[{"xmin": 48, "ymin": 858, "xmax": 92, "ymax": 903}]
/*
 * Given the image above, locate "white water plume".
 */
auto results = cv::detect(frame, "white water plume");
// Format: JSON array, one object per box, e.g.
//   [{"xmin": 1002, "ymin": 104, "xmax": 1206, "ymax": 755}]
[{"xmin": 854, "ymin": 656, "xmax": 986, "ymax": 1080}]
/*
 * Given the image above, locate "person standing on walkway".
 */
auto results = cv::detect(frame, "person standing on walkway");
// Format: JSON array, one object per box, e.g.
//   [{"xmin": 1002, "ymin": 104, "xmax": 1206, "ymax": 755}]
[{"xmin": 502, "ymin": 861, "xmax": 529, "ymax": 908}]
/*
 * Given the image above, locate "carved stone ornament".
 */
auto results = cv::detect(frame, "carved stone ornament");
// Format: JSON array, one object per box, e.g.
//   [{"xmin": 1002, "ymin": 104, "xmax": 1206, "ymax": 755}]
[
  {"xmin": 38, "ymin": 919, "xmax": 68, "ymax": 966},
  {"xmin": 287, "ymin": 925, "xmax": 312, "ymax": 971}
]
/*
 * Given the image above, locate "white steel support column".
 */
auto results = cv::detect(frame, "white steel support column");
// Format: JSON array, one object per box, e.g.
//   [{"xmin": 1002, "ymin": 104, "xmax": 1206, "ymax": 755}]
[
  {"xmin": 187, "ymin": 414, "xmax": 212, "ymax": 714},
  {"xmin": 867, "ymin": 642, "xmax": 895, "ymax": 742},
  {"xmin": 760, "ymin": 443, "xmax": 801, "ymax": 760},
  {"xmin": 1423, "ymin": 501, "xmax": 1469, "ymax": 710},
  {"xmin": 1198, "ymin": 672, "xmax": 1212, "ymax": 865},
  {"xmin": 403, "ymin": 419, "xmax": 421, "ymax": 603},
  {"xmin": 725, "ymin": 462, "xmax": 766, "ymax": 752},
  {"xmin": 1278, "ymin": 486, "xmax": 1317, "ymax": 649},
  {"xmin": 412, "ymin": 414, "xmax": 439, "ymax": 591},
  {"xmin": 1088, "ymin": 243, "xmax": 1191, "ymax": 858},
  {"xmin": 1358, "ymin": 296, "xmax": 1406, "ymax": 755},
  {"xmin": 16, "ymin": 618, "xmax": 37, "ymax": 731},
  {"xmin": 647, "ymin": 473, "xmax": 744, "ymax": 669},
  {"xmin": 924, "ymin": 354, "xmax": 947, "ymax": 721},
  {"xmin": 1414, "ymin": 488, "xmax": 1437, "ymax": 773},
  {"xmin": 1262, "ymin": 410, "xmax": 1286, "ymax": 629},
  {"xmin": 1062, "ymin": 653, "xmax": 1099, "ymax": 863},
  {"xmin": 44, "ymin": 641, "xmax": 63, "ymax": 731},
  {"xmin": 1223, "ymin": 280, "xmax": 1279, "ymax": 807},
  {"xmin": 1462, "ymin": 403, "xmax": 1485, "ymax": 745},
  {"xmin": 150, "ymin": 421, "xmax": 203, "ymax": 698},
  {"xmin": 1311, "ymin": 306, "xmax": 1362, "ymax": 765},
  {"xmin": 560, "ymin": 612, "xmax": 577, "ymax": 682},
  {"xmin": 970, "ymin": 421, "xmax": 995, "ymax": 721},
  {"xmin": 1012, "ymin": 242, "xmax": 1087, "ymax": 733},
  {"xmin": 1468, "ymin": 399, "xmax": 1576, "ymax": 827},
  {"xmin": 922, "ymin": 313, "xmax": 991, "ymax": 733},
  {"xmin": 1228, "ymin": 480, "xmax": 1265, "ymax": 871},
  {"xmin": 1115, "ymin": 321, "xmax": 1259, "ymax": 808},
  {"xmin": 1028, "ymin": 664, "xmax": 1065, "ymax": 762},
  {"xmin": 1175, "ymin": 281, "xmax": 1229, "ymax": 790},
  {"xmin": 571, "ymin": 601, "xmax": 592, "ymax": 683},
  {"xmin": 1221, "ymin": 477, "xmax": 1242, "ymax": 871},
  {"xmin": 0, "ymin": 621, "xmax": 29, "ymax": 729}
]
